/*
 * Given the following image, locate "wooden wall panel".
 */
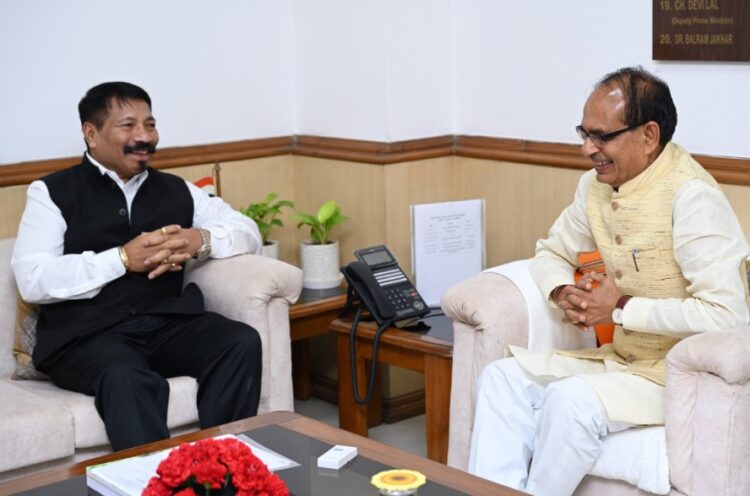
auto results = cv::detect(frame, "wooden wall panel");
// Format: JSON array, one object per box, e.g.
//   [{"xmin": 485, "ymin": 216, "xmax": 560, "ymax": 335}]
[
  {"xmin": 0, "ymin": 184, "xmax": 29, "ymax": 239},
  {"xmin": 721, "ymin": 184, "xmax": 750, "ymax": 241},
  {"xmin": 384, "ymin": 157, "xmax": 464, "ymax": 278},
  {"xmin": 218, "ymin": 156, "xmax": 296, "ymax": 262},
  {"xmin": 458, "ymin": 157, "xmax": 584, "ymax": 267},
  {"xmin": 166, "ymin": 163, "xmax": 215, "ymax": 185},
  {"xmin": 292, "ymin": 156, "xmax": 386, "ymax": 267}
]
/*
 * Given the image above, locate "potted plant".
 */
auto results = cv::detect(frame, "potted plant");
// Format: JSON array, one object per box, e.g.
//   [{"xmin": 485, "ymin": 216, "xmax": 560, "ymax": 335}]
[
  {"xmin": 293, "ymin": 200, "xmax": 349, "ymax": 289},
  {"xmin": 240, "ymin": 193, "xmax": 294, "ymax": 259}
]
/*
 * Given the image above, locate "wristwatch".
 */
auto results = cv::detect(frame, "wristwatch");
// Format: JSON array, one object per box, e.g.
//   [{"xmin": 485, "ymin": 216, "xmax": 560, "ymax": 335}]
[
  {"xmin": 611, "ymin": 295, "xmax": 632, "ymax": 326},
  {"xmin": 193, "ymin": 228, "xmax": 212, "ymax": 261}
]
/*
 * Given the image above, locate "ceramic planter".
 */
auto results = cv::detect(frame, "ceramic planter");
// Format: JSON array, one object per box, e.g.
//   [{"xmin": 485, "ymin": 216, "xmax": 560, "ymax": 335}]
[
  {"xmin": 299, "ymin": 239, "xmax": 343, "ymax": 289},
  {"xmin": 260, "ymin": 240, "xmax": 279, "ymax": 259}
]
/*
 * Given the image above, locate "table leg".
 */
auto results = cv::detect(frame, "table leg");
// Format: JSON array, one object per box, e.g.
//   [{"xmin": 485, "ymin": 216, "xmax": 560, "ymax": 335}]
[
  {"xmin": 337, "ymin": 333, "xmax": 368, "ymax": 436},
  {"xmin": 424, "ymin": 354, "xmax": 452, "ymax": 463},
  {"xmin": 291, "ymin": 340, "xmax": 311, "ymax": 400},
  {"xmin": 367, "ymin": 360, "xmax": 383, "ymax": 428}
]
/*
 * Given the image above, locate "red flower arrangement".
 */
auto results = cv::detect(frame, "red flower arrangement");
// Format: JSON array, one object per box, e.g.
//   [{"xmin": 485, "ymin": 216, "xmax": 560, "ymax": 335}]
[{"xmin": 142, "ymin": 437, "xmax": 289, "ymax": 496}]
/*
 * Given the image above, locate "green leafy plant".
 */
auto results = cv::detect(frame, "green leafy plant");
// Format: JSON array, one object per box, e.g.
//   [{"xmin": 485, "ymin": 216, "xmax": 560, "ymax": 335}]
[
  {"xmin": 240, "ymin": 193, "xmax": 294, "ymax": 244},
  {"xmin": 293, "ymin": 200, "xmax": 349, "ymax": 245}
]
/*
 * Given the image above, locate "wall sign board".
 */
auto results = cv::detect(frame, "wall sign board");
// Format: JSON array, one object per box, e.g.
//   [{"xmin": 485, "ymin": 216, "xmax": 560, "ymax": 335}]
[{"xmin": 653, "ymin": 0, "xmax": 749, "ymax": 61}]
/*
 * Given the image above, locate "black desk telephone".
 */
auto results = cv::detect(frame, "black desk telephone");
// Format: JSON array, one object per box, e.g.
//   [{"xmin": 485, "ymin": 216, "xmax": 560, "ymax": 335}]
[
  {"xmin": 340, "ymin": 245, "xmax": 430, "ymax": 404},
  {"xmin": 341, "ymin": 245, "xmax": 430, "ymax": 327}
]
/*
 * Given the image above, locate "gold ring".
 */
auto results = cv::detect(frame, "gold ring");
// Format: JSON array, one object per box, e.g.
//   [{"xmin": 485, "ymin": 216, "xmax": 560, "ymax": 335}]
[
  {"xmin": 170, "ymin": 263, "xmax": 177, "ymax": 268},
  {"xmin": 161, "ymin": 227, "xmax": 168, "ymax": 235},
  {"xmin": 162, "ymin": 258, "xmax": 169, "ymax": 265}
]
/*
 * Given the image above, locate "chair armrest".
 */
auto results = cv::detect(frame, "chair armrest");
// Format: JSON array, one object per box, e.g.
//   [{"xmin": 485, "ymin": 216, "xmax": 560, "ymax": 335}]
[
  {"xmin": 185, "ymin": 254, "xmax": 303, "ymax": 318},
  {"xmin": 667, "ymin": 327, "xmax": 750, "ymax": 384},
  {"xmin": 665, "ymin": 327, "xmax": 750, "ymax": 496},
  {"xmin": 441, "ymin": 272, "xmax": 529, "ymax": 470},
  {"xmin": 442, "ymin": 272, "xmax": 530, "ymax": 342}
]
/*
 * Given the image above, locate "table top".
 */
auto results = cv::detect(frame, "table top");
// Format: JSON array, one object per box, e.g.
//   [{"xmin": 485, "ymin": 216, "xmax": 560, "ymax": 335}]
[
  {"xmin": 1, "ymin": 412, "xmax": 522, "ymax": 496},
  {"xmin": 330, "ymin": 310, "xmax": 454, "ymax": 357},
  {"xmin": 289, "ymin": 286, "xmax": 347, "ymax": 320}
]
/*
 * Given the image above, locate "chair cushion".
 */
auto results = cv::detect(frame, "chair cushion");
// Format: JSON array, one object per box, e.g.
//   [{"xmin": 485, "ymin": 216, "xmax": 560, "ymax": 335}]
[
  {"xmin": 12, "ymin": 294, "xmax": 46, "ymax": 380},
  {"xmin": 590, "ymin": 426, "xmax": 669, "ymax": 495},
  {"xmin": 18, "ymin": 376, "xmax": 199, "ymax": 448},
  {"xmin": 0, "ymin": 379, "xmax": 75, "ymax": 472}
]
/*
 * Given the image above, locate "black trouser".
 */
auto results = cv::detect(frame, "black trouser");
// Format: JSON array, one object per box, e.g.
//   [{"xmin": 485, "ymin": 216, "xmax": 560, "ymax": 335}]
[{"xmin": 47, "ymin": 312, "xmax": 262, "ymax": 451}]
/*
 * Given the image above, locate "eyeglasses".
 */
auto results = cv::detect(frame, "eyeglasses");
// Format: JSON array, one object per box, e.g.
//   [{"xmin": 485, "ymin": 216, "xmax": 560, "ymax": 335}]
[{"xmin": 575, "ymin": 123, "xmax": 643, "ymax": 148}]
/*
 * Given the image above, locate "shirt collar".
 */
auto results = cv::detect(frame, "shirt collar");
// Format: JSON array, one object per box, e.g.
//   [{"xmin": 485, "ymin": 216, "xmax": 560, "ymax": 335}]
[{"xmin": 86, "ymin": 152, "xmax": 149, "ymax": 189}]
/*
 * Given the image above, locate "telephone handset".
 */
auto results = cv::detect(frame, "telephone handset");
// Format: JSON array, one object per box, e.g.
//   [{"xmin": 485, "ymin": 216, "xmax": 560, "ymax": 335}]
[
  {"xmin": 341, "ymin": 245, "xmax": 429, "ymax": 327},
  {"xmin": 341, "ymin": 261, "xmax": 396, "ymax": 325},
  {"xmin": 340, "ymin": 245, "xmax": 430, "ymax": 405}
]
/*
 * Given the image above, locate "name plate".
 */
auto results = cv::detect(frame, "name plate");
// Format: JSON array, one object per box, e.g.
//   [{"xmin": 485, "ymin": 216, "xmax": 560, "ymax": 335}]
[{"xmin": 653, "ymin": 0, "xmax": 749, "ymax": 61}]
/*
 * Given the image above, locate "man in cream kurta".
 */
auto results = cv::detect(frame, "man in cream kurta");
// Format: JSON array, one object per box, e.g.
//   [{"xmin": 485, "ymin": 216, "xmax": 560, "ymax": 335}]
[{"xmin": 468, "ymin": 67, "xmax": 749, "ymax": 495}]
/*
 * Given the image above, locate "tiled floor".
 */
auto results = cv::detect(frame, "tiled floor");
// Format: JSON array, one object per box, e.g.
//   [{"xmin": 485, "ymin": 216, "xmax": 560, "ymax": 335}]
[{"xmin": 294, "ymin": 397, "xmax": 427, "ymax": 458}]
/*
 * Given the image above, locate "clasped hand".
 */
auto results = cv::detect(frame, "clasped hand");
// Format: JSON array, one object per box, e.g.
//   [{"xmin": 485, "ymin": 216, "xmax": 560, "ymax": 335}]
[
  {"xmin": 553, "ymin": 272, "xmax": 622, "ymax": 331},
  {"xmin": 121, "ymin": 225, "xmax": 201, "ymax": 279}
]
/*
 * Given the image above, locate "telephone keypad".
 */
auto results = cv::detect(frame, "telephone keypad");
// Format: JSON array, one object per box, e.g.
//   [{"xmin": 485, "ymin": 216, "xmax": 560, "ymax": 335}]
[{"xmin": 385, "ymin": 286, "xmax": 425, "ymax": 313}]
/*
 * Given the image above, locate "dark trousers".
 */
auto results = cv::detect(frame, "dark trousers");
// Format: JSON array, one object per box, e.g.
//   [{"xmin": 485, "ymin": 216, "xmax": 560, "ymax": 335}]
[{"xmin": 47, "ymin": 312, "xmax": 262, "ymax": 451}]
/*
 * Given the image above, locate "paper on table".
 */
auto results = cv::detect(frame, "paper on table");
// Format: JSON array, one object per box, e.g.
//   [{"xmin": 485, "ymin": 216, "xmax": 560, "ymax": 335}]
[
  {"xmin": 411, "ymin": 199, "xmax": 485, "ymax": 307},
  {"xmin": 236, "ymin": 433, "xmax": 299, "ymax": 471},
  {"xmin": 86, "ymin": 433, "xmax": 299, "ymax": 496}
]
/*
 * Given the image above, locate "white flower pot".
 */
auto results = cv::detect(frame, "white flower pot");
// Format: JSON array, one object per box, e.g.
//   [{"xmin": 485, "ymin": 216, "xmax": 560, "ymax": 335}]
[
  {"xmin": 300, "ymin": 239, "xmax": 343, "ymax": 289},
  {"xmin": 260, "ymin": 240, "xmax": 279, "ymax": 259}
]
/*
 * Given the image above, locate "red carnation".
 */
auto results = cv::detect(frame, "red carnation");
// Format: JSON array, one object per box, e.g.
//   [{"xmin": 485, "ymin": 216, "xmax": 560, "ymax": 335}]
[
  {"xmin": 157, "ymin": 444, "xmax": 196, "ymax": 488},
  {"xmin": 142, "ymin": 477, "xmax": 172, "ymax": 496},
  {"xmin": 141, "ymin": 437, "xmax": 288, "ymax": 496}
]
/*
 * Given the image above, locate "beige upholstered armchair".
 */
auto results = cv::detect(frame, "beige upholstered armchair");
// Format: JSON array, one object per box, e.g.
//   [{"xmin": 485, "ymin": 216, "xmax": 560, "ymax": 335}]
[
  {"xmin": 0, "ymin": 237, "xmax": 303, "ymax": 478},
  {"xmin": 441, "ymin": 260, "xmax": 750, "ymax": 496}
]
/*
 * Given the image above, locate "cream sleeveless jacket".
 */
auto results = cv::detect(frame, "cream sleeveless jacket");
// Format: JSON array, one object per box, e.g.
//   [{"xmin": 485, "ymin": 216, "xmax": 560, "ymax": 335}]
[{"xmin": 558, "ymin": 142, "xmax": 719, "ymax": 384}]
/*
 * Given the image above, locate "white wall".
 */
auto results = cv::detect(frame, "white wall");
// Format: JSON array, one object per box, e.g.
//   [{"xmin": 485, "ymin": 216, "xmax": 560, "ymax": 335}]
[
  {"xmin": 0, "ymin": 0, "xmax": 295, "ymax": 164},
  {"xmin": 384, "ymin": 0, "xmax": 454, "ymax": 140},
  {"xmin": 454, "ymin": 0, "xmax": 750, "ymax": 158},
  {"xmin": 294, "ymin": 0, "xmax": 453, "ymax": 140},
  {"xmin": 2, "ymin": 0, "xmax": 749, "ymax": 164},
  {"xmin": 294, "ymin": 0, "xmax": 389, "ymax": 139}
]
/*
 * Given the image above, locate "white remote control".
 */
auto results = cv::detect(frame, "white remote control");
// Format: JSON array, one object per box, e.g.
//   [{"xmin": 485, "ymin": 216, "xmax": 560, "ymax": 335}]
[{"xmin": 317, "ymin": 444, "xmax": 358, "ymax": 469}]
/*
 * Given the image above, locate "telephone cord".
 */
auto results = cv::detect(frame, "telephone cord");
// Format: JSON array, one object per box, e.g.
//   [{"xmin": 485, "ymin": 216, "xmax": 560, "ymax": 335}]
[{"xmin": 349, "ymin": 306, "xmax": 392, "ymax": 405}]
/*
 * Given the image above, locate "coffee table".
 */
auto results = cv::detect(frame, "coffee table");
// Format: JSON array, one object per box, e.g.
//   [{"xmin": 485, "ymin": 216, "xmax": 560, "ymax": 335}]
[
  {"xmin": 331, "ymin": 312, "xmax": 454, "ymax": 463},
  {"xmin": 290, "ymin": 287, "xmax": 347, "ymax": 400},
  {"xmin": 0, "ymin": 412, "xmax": 523, "ymax": 495}
]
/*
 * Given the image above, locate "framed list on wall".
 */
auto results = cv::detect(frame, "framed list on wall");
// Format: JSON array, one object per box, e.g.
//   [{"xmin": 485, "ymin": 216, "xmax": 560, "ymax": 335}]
[{"xmin": 653, "ymin": 0, "xmax": 749, "ymax": 61}]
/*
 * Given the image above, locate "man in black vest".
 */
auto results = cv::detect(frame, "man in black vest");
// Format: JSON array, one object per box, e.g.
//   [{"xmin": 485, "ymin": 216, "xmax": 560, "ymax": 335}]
[{"xmin": 11, "ymin": 82, "xmax": 265, "ymax": 451}]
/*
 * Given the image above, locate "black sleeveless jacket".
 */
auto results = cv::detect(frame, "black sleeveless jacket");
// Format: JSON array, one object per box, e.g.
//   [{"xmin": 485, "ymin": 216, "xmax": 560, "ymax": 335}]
[{"xmin": 34, "ymin": 155, "xmax": 204, "ymax": 369}]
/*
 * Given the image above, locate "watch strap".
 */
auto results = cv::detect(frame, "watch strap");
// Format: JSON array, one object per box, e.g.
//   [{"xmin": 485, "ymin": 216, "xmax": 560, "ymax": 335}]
[
  {"xmin": 616, "ymin": 295, "xmax": 632, "ymax": 310},
  {"xmin": 194, "ymin": 228, "xmax": 211, "ymax": 260}
]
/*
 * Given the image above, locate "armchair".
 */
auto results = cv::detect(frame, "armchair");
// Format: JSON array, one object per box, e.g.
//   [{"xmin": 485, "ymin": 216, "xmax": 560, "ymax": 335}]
[
  {"xmin": 0, "ymin": 237, "xmax": 303, "ymax": 477},
  {"xmin": 441, "ymin": 260, "xmax": 750, "ymax": 496}
]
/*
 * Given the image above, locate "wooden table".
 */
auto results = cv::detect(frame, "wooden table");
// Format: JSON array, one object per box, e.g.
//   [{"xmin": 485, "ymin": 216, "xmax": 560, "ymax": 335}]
[
  {"xmin": 0, "ymin": 412, "xmax": 523, "ymax": 496},
  {"xmin": 331, "ymin": 315, "xmax": 454, "ymax": 464},
  {"xmin": 289, "ymin": 287, "xmax": 347, "ymax": 399}
]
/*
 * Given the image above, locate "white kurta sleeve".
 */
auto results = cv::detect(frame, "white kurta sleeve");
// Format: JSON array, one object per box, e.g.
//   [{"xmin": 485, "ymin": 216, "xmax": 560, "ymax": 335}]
[
  {"xmin": 623, "ymin": 179, "xmax": 750, "ymax": 336},
  {"xmin": 11, "ymin": 181, "xmax": 126, "ymax": 303},
  {"xmin": 186, "ymin": 181, "xmax": 262, "ymax": 258},
  {"xmin": 530, "ymin": 170, "xmax": 598, "ymax": 301}
]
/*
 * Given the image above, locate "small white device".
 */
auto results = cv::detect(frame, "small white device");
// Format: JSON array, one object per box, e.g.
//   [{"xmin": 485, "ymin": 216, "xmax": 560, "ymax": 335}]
[{"xmin": 317, "ymin": 444, "xmax": 358, "ymax": 470}]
